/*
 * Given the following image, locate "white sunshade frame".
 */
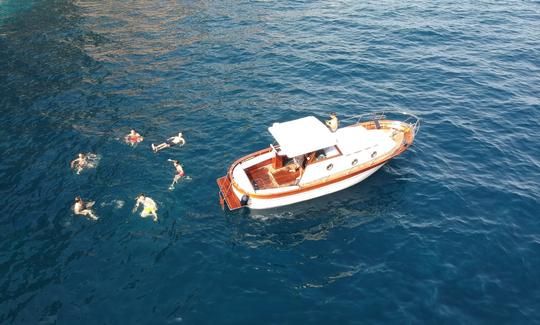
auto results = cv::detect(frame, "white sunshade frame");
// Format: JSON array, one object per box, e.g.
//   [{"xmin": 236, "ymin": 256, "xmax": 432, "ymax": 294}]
[{"xmin": 268, "ymin": 116, "xmax": 336, "ymax": 157}]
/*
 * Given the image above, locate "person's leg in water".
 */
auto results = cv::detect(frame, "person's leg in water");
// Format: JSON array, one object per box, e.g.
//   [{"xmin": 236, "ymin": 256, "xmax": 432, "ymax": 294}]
[
  {"xmin": 82, "ymin": 209, "xmax": 98, "ymax": 220},
  {"xmin": 152, "ymin": 143, "xmax": 170, "ymax": 153},
  {"xmin": 169, "ymin": 174, "xmax": 182, "ymax": 190}
]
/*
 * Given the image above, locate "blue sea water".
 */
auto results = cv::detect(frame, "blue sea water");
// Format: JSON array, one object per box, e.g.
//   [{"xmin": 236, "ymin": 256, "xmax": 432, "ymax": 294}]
[{"xmin": 1, "ymin": 0, "xmax": 539, "ymax": 323}]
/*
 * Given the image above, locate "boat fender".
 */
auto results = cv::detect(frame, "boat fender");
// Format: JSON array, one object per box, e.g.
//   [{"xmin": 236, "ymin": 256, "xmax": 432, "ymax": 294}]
[
  {"xmin": 374, "ymin": 119, "xmax": 381, "ymax": 129},
  {"xmin": 240, "ymin": 194, "xmax": 250, "ymax": 206}
]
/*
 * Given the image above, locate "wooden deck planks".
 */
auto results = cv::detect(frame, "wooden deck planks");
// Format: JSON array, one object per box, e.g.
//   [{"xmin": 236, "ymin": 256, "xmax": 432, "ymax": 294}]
[
  {"xmin": 272, "ymin": 167, "xmax": 301, "ymax": 186},
  {"xmin": 246, "ymin": 167, "xmax": 276, "ymax": 190},
  {"xmin": 216, "ymin": 176, "xmax": 243, "ymax": 210},
  {"xmin": 246, "ymin": 163, "xmax": 301, "ymax": 189}
]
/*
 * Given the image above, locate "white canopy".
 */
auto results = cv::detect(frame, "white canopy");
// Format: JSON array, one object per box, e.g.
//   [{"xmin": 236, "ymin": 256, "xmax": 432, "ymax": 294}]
[{"xmin": 268, "ymin": 116, "xmax": 336, "ymax": 157}]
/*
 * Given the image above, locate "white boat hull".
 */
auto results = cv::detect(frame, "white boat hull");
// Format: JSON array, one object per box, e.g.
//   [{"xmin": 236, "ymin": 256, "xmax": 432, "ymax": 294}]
[{"xmin": 240, "ymin": 163, "xmax": 385, "ymax": 210}]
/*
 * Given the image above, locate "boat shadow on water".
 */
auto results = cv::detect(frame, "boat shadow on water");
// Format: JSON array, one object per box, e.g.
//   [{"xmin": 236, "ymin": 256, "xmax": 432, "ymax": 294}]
[{"xmin": 225, "ymin": 166, "xmax": 411, "ymax": 248}]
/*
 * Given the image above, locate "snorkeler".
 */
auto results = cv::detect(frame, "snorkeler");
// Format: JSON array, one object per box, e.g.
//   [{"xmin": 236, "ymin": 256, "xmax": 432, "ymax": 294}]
[
  {"xmin": 73, "ymin": 196, "xmax": 98, "ymax": 220},
  {"xmin": 70, "ymin": 153, "xmax": 98, "ymax": 174},
  {"xmin": 132, "ymin": 194, "xmax": 158, "ymax": 222},
  {"xmin": 168, "ymin": 159, "xmax": 185, "ymax": 190},
  {"xmin": 125, "ymin": 129, "xmax": 144, "ymax": 146},
  {"xmin": 152, "ymin": 132, "xmax": 185, "ymax": 153},
  {"xmin": 70, "ymin": 153, "xmax": 88, "ymax": 174}
]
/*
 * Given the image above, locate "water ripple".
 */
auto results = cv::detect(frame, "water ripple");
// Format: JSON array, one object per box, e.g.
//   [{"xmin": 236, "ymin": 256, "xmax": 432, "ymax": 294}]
[{"xmin": 1, "ymin": 0, "xmax": 540, "ymax": 323}]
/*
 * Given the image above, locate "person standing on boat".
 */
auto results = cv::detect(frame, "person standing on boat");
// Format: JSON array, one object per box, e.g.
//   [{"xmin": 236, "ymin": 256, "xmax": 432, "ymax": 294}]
[
  {"xmin": 168, "ymin": 159, "xmax": 185, "ymax": 190},
  {"xmin": 73, "ymin": 196, "xmax": 98, "ymax": 220},
  {"xmin": 325, "ymin": 112, "xmax": 339, "ymax": 132},
  {"xmin": 152, "ymin": 132, "xmax": 185, "ymax": 153},
  {"xmin": 132, "ymin": 194, "xmax": 158, "ymax": 222},
  {"xmin": 125, "ymin": 129, "xmax": 144, "ymax": 146}
]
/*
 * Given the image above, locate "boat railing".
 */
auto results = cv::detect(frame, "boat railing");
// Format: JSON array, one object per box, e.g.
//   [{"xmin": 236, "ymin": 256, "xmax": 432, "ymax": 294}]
[{"xmin": 341, "ymin": 111, "xmax": 420, "ymax": 136}]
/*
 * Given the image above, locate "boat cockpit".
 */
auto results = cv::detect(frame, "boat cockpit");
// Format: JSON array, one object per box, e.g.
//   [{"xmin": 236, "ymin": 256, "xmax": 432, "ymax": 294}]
[{"xmin": 243, "ymin": 145, "xmax": 342, "ymax": 190}]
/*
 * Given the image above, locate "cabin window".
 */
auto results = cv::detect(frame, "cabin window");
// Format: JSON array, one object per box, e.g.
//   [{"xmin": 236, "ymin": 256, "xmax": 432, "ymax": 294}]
[
  {"xmin": 324, "ymin": 146, "xmax": 339, "ymax": 157},
  {"xmin": 307, "ymin": 146, "xmax": 341, "ymax": 165},
  {"xmin": 315, "ymin": 149, "xmax": 326, "ymax": 162}
]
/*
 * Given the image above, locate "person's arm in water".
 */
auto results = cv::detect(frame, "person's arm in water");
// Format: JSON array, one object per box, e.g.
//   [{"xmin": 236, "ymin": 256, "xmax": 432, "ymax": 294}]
[
  {"xmin": 70, "ymin": 159, "xmax": 77, "ymax": 169},
  {"xmin": 132, "ymin": 198, "xmax": 141, "ymax": 213}
]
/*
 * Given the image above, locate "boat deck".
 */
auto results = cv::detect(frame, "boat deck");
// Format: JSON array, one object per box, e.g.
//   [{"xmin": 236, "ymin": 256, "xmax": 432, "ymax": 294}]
[{"xmin": 245, "ymin": 160, "xmax": 301, "ymax": 190}]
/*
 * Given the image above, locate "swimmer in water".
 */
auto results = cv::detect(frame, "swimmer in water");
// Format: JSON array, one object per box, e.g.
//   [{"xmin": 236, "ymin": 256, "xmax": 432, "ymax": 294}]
[
  {"xmin": 152, "ymin": 132, "xmax": 185, "ymax": 153},
  {"xmin": 70, "ymin": 153, "xmax": 97, "ymax": 174},
  {"xmin": 132, "ymin": 194, "xmax": 158, "ymax": 222},
  {"xmin": 70, "ymin": 153, "xmax": 88, "ymax": 174},
  {"xmin": 168, "ymin": 159, "xmax": 185, "ymax": 190},
  {"xmin": 124, "ymin": 129, "xmax": 144, "ymax": 146},
  {"xmin": 73, "ymin": 196, "xmax": 98, "ymax": 220}
]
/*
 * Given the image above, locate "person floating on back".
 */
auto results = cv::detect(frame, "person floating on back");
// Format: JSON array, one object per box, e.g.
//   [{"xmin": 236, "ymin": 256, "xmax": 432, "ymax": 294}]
[
  {"xmin": 152, "ymin": 132, "xmax": 185, "ymax": 153},
  {"xmin": 70, "ymin": 153, "xmax": 98, "ymax": 174},
  {"xmin": 125, "ymin": 129, "xmax": 144, "ymax": 146},
  {"xmin": 325, "ymin": 112, "xmax": 339, "ymax": 132},
  {"xmin": 132, "ymin": 194, "xmax": 158, "ymax": 222},
  {"xmin": 73, "ymin": 196, "xmax": 98, "ymax": 220},
  {"xmin": 168, "ymin": 159, "xmax": 185, "ymax": 190}
]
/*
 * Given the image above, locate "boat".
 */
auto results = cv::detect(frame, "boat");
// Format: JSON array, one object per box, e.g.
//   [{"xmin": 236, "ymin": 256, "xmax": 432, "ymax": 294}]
[{"xmin": 217, "ymin": 112, "xmax": 420, "ymax": 210}]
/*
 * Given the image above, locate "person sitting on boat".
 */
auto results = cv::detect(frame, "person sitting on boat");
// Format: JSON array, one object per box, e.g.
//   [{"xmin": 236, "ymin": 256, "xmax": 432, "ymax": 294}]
[
  {"xmin": 292, "ymin": 155, "xmax": 308, "ymax": 181},
  {"xmin": 132, "ymin": 194, "xmax": 158, "ymax": 222},
  {"xmin": 125, "ymin": 129, "xmax": 144, "ymax": 146},
  {"xmin": 168, "ymin": 159, "xmax": 185, "ymax": 190},
  {"xmin": 73, "ymin": 196, "xmax": 98, "ymax": 220},
  {"xmin": 152, "ymin": 132, "xmax": 185, "ymax": 153},
  {"xmin": 325, "ymin": 112, "xmax": 339, "ymax": 132}
]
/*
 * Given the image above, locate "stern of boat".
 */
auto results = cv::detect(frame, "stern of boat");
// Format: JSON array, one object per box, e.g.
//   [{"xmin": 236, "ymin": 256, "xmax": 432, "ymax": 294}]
[{"xmin": 216, "ymin": 175, "xmax": 244, "ymax": 211}]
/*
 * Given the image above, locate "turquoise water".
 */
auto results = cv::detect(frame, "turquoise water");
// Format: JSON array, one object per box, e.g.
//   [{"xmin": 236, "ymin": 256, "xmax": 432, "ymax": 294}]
[{"xmin": 1, "ymin": 0, "xmax": 539, "ymax": 323}]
